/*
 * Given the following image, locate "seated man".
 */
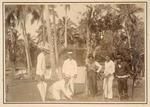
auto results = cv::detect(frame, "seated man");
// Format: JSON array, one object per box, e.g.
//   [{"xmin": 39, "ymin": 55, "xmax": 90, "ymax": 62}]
[{"xmin": 48, "ymin": 75, "xmax": 72, "ymax": 100}]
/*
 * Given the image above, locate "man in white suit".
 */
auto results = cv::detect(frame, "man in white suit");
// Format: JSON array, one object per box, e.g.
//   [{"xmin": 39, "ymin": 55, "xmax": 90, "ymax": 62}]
[
  {"xmin": 36, "ymin": 44, "xmax": 49, "ymax": 102},
  {"xmin": 62, "ymin": 51, "xmax": 77, "ymax": 96},
  {"xmin": 103, "ymin": 55, "xmax": 115, "ymax": 99}
]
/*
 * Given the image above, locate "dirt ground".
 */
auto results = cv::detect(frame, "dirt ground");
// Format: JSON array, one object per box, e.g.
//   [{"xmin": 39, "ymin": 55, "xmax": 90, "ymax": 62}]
[{"xmin": 5, "ymin": 76, "xmax": 145, "ymax": 103}]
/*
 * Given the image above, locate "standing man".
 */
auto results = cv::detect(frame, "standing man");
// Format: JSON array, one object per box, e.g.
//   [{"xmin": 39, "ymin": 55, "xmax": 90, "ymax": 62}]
[
  {"xmin": 36, "ymin": 49, "xmax": 46, "ymax": 78},
  {"xmin": 36, "ymin": 45, "xmax": 49, "ymax": 102},
  {"xmin": 86, "ymin": 55, "xmax": 102, "ymax": 97},
  {"xmin": 115, "ymin": 55, "xmax": 130, "ymax": 100},
  {"xmin": 103, "ymin": 55, "xmax": 115, "ymax": 100},
  {"xmin": 62, "ymin": 51, "xmax": 77, "ymax": 96}
]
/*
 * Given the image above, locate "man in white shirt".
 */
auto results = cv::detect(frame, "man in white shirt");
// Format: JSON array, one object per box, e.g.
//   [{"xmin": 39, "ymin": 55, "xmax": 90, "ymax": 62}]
[
  {"xmin": 36, "ymin": 45, "xmax": 49, "ymax": 102},
  {"xmin": 103, "ymin": 55, "xmax": 115, "ymax": 99},
  {"xmin": 36, "ymin": 50, "xmax": 46, "ymax": 78},
  {"xmin": 62, "ymin": 51, "xmax": 77, "ymax": 96},
  {"xmin": 48, "ymin": 75, "xmax": 72, "ymax": 100}
]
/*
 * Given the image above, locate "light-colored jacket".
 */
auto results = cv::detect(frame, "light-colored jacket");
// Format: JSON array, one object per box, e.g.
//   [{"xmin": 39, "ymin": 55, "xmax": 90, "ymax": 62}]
[
  {"xmin": 36, "ymin": 52, "xmax": 46, "ymax": 76},
  {"xmin": 49, "ymin": 79, "xmax": 72, "ymax": 100},
  {"xmin": 104, "ymin": 60, "xmax": 115, "ymax": 76},
  {"xmin": 62, "ymin": 59, "xmax": 77, "ymax": 77}
]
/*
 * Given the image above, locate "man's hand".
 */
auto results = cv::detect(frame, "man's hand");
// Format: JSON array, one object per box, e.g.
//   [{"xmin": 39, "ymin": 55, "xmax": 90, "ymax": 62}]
[
  {"xmin": 104, "ymin": 73, "xmax": 112, "ymax": 78},
  {"xmin": 68, "ymin": 96, "xmax": 72, "ymax": 100},
  {"xmin": 103, "ymin": 74, "xmax": 108, "ymax": 78}
]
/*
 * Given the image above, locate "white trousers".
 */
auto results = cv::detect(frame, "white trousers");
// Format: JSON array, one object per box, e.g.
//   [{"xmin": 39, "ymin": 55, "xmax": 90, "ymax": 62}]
[
  {"xmin": 103, "ymin": 76, "xmax": 114, "ymax": 99},
  {"xmin": 68, "ymin": 77, "xmax": 74, "ymax": 95},
  {"xmin": 37, "ymin": 81, "xmax": 47, "ymax": 102}
]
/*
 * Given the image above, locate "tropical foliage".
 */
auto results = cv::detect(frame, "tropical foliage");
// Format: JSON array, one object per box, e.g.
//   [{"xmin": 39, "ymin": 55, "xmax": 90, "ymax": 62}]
[{"xmin": 5, "ymin": 4, "xmax": 144, "ymax": 79}]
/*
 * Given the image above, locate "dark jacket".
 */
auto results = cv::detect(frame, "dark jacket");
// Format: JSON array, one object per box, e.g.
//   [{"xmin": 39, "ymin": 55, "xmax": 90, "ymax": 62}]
[{"xmin": 115, "ymin": 61, "xmax": 130, "ymax": 76}]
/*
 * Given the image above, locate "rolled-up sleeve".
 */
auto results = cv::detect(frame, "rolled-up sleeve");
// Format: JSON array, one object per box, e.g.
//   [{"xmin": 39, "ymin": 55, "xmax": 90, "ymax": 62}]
[{"xmin": 95, "ymin": 62, "xmax": 102, "ymax": 73}]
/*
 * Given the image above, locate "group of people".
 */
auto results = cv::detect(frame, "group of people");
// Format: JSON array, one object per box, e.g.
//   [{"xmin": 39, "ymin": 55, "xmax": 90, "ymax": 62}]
[
  {"xmin": 86, "ymin": 54, "xmax": 132, "ymax": 100},
  {"xmin": 35, "ymin": 43, "xmax": 132, "ymax": 102},
  {"xmin": 86, "ymin": 54, "xmax": 115, "ymax": 99},
  {"xmin": 49, "ymin": 51, "xmax": 78, "ymax": 100},
  {"xmin": 36, "ymin": 45, "xmax": 77, "ymax": 101}
]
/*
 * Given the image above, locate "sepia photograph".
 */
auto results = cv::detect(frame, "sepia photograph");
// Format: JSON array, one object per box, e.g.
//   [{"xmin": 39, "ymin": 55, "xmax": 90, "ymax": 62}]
[{"xmin": 3, "ymin": 1, "xmax": 147, "ymax": 104}]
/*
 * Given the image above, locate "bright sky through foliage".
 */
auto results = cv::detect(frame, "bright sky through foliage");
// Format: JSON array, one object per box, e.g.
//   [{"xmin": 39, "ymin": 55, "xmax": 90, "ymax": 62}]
[{"xmin": 15, "ymin": 3, "xmax": 145, "ymax": 41}]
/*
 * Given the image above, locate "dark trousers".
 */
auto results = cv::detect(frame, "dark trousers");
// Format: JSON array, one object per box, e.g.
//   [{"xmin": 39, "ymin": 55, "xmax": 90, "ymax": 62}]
[
  {"xmin": 117, "ymin": 78, "xmax": 128, "ymax": 98},
  {"xmin": 87, "ymin": 71, "xmax": 97, "ymax": 96}
]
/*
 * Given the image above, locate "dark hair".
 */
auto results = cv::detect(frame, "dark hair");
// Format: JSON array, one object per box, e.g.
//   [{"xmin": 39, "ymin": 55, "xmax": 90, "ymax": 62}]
[{"xmin": 116, "ymin": 55, "xmax": 123, "ymax": 60}]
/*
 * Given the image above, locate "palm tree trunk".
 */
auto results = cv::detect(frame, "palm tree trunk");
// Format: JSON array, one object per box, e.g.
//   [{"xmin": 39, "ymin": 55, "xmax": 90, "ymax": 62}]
[
  {"xmin": 10, "ymin": 32, "xmax": 16, "ymax": 79},
  {"xmin": 42, "ymin": 8, "xmax": 46, "ymax": 45},
  {"xmin": 64, "ymin": 7, "xmax": 67, "ymax": 48},
  {"xmin": 21, "ymin": 20, "xmax": 32, "ymax": 76},
  {"xmin": 53, "ymin": 8, "xmax": 58, "ymax": 66},
  {"xmin": 24, "ymin": 42, "xmax": 31, "ymax": 74},
  {"xmin": 44, "ymin": 5, "xmax": 56, "ymax": 74},
  {"xmin": 125, "ymin": 29, "xmax": 131, "ymax": 48},
  {"xmin": 85, "ymin": 25, "xmax": 90, "ymax": 95}
]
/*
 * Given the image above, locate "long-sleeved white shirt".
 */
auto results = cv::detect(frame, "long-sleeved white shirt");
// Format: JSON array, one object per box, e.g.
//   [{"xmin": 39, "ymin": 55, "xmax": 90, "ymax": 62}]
[
  {"xmin": 36, "ymin": 52, "xmax": 46, "ymax": 76},
  {"xmin": 50, "ymin": 79, "xmax": 72, "ymax": 100},
  {"xmin": 104, "ymin": 60, "xmax": 115, "ymax": 76},
  {"xmin": 62, "ymin": 59, "xmax": 77, "ymax": 77}
]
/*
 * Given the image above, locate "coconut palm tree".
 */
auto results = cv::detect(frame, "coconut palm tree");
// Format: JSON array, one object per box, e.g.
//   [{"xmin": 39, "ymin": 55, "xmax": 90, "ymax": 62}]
[
  {"xmin": 57, "ymin": 17, "xmax": 77, "ymax": 52},
  {"xmin": 29, "ymin": 5, "xmax": 59, "ymax": 78},
  {"xmin": 115, "ymin": 4, "xmax": 144, "ymax": 98},
  {"xmin": 5, "ymin": 5, "xmax": 33, "ymax": 76},
  {"xmin": 50, "ymin": 5, "xmax": 59, "ymax": 66},
  {"xmin": 116, "ymin": 4, "xmax": 144, "ymax": 48},
  {"xmin": 44, "ymin": 5, "xmax": 56, "ymax": 74},
  {"xmin": 78, "ymin": 4, "xmax": 94, "ymax": 95},
  {"xmin": 64, "ymin": 4, "xmax": 70, "ymax": 48},
  {"xmin": 5, "ymin": 5, "xmax": 49, "ymax": 76}
]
